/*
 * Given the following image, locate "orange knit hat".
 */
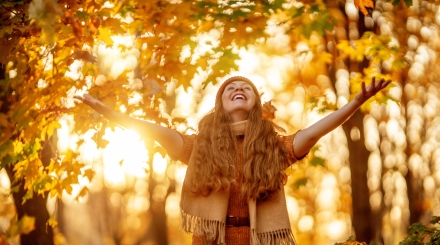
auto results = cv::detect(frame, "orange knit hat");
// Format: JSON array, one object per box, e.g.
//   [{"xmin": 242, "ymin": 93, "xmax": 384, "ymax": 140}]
[{"xmin": 215, "ymin": 76, "xmax": 259, "ymax": 103}]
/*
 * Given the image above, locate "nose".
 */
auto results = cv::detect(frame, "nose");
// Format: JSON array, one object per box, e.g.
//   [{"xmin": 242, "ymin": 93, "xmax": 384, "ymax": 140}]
[{"xmin": 235, "ymin": 86, "xmax": 244, "ymax": 91}]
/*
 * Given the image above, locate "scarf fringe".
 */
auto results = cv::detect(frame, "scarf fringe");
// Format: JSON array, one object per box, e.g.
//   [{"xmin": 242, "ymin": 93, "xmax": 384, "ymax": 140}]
[
  {"xmin": 181, "ymin": 209, "xmax": 226, "ymax": 244},
  {"xmin": 251, "ymin": 228, "xmax": 297, "ymax": 245}
]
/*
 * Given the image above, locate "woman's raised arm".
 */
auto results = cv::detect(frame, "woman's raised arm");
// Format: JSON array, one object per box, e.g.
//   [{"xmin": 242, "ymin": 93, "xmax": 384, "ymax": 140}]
[
  {"xmin": 74, "ymin": 94, "xmax": 183, "ymax": 158},
  {"xmin": 293, "ymin": 77, "xmax": 391, "ymax": 158}
]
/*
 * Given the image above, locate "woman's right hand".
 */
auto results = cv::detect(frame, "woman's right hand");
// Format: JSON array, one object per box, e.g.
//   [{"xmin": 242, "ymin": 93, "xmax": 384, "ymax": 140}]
[{"xmin": 74, "ymin": 94, "xmax": 184, "ymax": 158}]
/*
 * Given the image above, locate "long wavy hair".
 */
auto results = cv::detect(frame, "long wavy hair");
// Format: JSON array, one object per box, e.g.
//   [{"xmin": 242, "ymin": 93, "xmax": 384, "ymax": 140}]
[{"xmin": 190, "ymin": 79, "xmax": 293, "ymax": 200}]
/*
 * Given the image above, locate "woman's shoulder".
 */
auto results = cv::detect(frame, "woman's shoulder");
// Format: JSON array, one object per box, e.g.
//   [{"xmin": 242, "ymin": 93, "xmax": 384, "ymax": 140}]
[
  {"xmin": 278, "ymin": 131, "xmax": 307, "ymax": 162},
  {"xmin": 170, "ymin": 132, "xmax": 196, "ymax": 164}
]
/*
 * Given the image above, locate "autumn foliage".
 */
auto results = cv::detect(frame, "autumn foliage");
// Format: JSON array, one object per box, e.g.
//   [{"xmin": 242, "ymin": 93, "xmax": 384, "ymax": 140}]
[{"xmin": 0, "ymin": 0, "xmax": 421, "ymax": 244}]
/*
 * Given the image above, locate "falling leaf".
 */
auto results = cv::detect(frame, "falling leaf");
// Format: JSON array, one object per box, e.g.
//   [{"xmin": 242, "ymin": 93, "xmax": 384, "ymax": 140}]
[
  {"xmin": 75, "ymin": 186, "xmax": 89, "ymax": 201},
  {"xmin": 310, "ymin": 156, "xmax": 326, "ymax": 167},
  {"xmin": 262, "ymin": 100, "xmax": 277, "ymax": 121},
  {"xmin": 354, "ymin": 0, "xmax": 375, "ymax": 16},
  {"xmin": 83, "ymin": 168, "xmax": 95, "ymax": 181},
  {"xmin": 47, "ymin": 218, "xmax": 58, "ymax": 228},
  {"xmin": 294, "ymin": 177, "xmax": 308, "ymax": 189}
]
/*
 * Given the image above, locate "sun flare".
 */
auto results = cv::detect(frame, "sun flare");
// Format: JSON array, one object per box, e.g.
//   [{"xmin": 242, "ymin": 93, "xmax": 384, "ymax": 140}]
[{"xmin": 102, "ymin": 128, "xmax": 149, "ymax": 187}]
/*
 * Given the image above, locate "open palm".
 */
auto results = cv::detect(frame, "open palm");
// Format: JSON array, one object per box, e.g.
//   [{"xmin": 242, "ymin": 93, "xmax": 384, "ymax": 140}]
[{"xmin": 355, "ymin": 77, "xmax": 391, "ymax": 104}]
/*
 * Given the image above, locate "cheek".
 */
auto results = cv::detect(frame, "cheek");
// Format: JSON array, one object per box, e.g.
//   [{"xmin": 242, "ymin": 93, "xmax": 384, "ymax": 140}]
[
  {"xmin": 249, "ymin": 95, "xmax": 257, "ymax": 106},
  {"xmin": 221, "ymin": 96, "xmax": 231, "ymax": 109}
]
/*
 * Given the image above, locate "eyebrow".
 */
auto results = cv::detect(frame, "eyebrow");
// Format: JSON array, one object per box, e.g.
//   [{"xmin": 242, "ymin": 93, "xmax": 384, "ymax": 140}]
[{"xmin": 226, "ymin": 81, "xmax": 249, "ymax": 86}]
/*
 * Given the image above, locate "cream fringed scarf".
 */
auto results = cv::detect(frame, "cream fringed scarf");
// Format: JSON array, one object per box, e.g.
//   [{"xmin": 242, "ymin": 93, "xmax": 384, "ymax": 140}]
[{"xmin": 180, "ymin": 120, "xmax": 297, "ymax": 245}]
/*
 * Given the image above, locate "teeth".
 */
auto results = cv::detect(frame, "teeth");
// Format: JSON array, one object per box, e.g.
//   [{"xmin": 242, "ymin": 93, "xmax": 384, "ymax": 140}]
[{"xmin": 233, "ymin": 95, "xmax": 245, "ymax": 100}]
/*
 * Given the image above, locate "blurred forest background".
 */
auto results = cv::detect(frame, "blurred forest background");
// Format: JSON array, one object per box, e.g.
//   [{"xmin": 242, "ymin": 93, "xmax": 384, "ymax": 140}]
[{"xmin": 1, "ymin": 0, "xmax": 440, "ymax": 244}]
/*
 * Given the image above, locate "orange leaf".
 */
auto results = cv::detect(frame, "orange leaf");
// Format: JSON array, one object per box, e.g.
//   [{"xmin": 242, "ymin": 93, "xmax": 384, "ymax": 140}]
[
  {"xmin": 262, "ymin": 100, "xmax": 277, "ymax": 121},
  {"xmin": 354, "ymin": 0, "xmax": 374, "ymax": 16}
]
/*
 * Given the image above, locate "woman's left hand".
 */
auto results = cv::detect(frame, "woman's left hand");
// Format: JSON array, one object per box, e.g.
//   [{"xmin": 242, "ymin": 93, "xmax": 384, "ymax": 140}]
[{"xmin": 355, "ymin": 77, "xmax": 392, "ymax": 104}]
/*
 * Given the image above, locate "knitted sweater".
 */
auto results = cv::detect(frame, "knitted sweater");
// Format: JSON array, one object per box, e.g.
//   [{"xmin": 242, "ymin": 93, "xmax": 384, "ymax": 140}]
[{"xmin": 176, "ymin": 131, "xmax": 299, "ymax": 245}]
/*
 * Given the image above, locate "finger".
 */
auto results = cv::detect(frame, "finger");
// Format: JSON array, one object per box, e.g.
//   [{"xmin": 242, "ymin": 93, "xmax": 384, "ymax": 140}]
[
  {"xmin": 362, "ymin": 81, "xmax": 367, "ymax": 97},
  {"xmin": 73, "ymin": 95, "xmax": 83, "ymax": 101},
  {"xmin": 383, "ymin": 80, "xmax": 391, "ymax": 88},
  {"xmin": 371, "ymin": 77, "xmax": 376, "ymax": 92}
]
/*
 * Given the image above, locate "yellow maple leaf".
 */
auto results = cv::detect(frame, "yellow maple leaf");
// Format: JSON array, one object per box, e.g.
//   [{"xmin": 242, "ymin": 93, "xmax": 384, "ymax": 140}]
[
  {"xmin": 354, "ymin": 0, "xmax": 375, "ymax": 16},
  {"xmin": 98, "ymin": 27, "xmax": 114, "ymax": 46}
]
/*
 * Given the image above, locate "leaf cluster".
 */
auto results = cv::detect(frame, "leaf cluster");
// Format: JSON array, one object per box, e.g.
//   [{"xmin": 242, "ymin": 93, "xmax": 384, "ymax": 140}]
[
  {"xmin": 337, "ymin": 32, "xmax": 407, "ymax": 70},
  {"xmin": 336, "ymin": 32, "xmax": 405, "ymax": 110},
  {"xmin": 335, "ymin": 216, "xmax": 440, "ymax": 245},
  {"xmin": 399, "ymin": 216, "xmax": 440, "ymax": 245}
]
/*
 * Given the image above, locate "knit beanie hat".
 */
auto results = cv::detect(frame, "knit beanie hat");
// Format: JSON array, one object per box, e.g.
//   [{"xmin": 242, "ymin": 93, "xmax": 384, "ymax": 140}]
[{"xmin": 215, "ymin": 76, "xmax": 259, "ymax": 104}]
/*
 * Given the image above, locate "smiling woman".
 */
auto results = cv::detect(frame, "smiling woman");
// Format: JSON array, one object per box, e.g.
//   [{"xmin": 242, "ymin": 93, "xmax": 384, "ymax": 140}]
[
  {"xmin": 74, "ymin": 75, "xmax": 390, "ymax": 245},
  {"xmin": 221, "ymin": 79, "xmax": 258, "ymax": 122}
]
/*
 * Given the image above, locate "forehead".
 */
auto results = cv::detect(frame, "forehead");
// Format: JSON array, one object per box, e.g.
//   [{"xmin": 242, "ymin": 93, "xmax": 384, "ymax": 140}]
[{"xmin": 224, "ymin": 81, "xmax": 252, "ymax": 87}]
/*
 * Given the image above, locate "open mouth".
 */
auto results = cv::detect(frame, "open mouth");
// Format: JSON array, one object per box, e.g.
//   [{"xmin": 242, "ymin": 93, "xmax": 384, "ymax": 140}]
[{"xmin": 233, "ymin": 94, "xmax": 246, "ymax": 100}]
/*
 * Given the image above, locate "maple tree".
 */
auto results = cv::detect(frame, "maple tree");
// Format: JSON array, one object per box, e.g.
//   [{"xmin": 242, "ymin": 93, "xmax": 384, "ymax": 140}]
[{"xmin": 0, "ymin": 0, "xmax": 421, "ymax": 244}]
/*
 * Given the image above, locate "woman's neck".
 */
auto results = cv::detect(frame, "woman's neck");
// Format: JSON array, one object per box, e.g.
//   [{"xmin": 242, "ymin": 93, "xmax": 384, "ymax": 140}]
[
  {"xmin": 228, "ymin": 111, "xmax": 249, "ymax": 123},
  {"xmin": 230, "ymin": 120, "xmax": 248, "ymax": 136}
]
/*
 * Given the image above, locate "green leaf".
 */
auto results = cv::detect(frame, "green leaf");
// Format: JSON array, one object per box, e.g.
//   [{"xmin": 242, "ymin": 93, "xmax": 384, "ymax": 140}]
[
  {"xmin": 263, "ymin": 0, "xmax": 285, "ymax": 12},
  {"xmin": 33, "ymin": 175, "xmax": 54, "ymax": 193},
  {"xmin": 431, "ymin": 216, "xmax": 440, "ymax": 225},
  {"xmin": 309, "ymin": 4, "xmax": 320, "ymax": 13},
  {"xmin": 75, "ymin": 11, "xmax": 89, "ymax": 22},
  {"xmin": 409, "ymin": 222, "xmax": 426, "ymax": 235},
  {"xmin": 289, "ymin": 6, "xmax": 305, "ymax": 19},
  {"xmin": 310, "ymin": 156, "xmax": 326, "ymax": 167},
  {"xmin": 22, "ymin": 190, "xmax": 34, "ymax": 203},
  {"xmin": 1, "ymin": 0, "xmax": 24, "ymax": 7},
  {"xmin": 0, "ymin": 140, "xmax": 13, "ymax": 160},
  {"xmin": 294, "ymin": 177, "xmax": 307, "ymax": 189}
]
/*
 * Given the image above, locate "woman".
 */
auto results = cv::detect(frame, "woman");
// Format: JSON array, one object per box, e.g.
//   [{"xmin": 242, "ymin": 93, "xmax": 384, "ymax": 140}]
[{"xmin": 75, "ymin": 76, "xmax": 390, "ymax": 244}]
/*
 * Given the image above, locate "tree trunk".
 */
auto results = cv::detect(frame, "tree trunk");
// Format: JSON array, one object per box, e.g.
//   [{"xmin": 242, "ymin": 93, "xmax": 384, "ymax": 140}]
[
  {"xmin": 146, "ymin": 157, "xmax": 169, "ymax": 245},
  {"xmin": 342, "ymin": 112, "xmax": 374, "ymax": 243},
  {"xmin": 3, "ymin": 136, "xmax": 55, "ymax": 245},
  {"xmin": 325, "ymin": 4, "xmax": 376, "ymax": 242},
  {"xmin": 1, "ymin": 63, "xmax": 55, "ymax": 245},
  {"xmin": 391, "ymin": 2, "xmax": 424, "ymax": 226},
  {"xmin": 3, "ymin": 169, "xmax": 55, "ymax": 245}
]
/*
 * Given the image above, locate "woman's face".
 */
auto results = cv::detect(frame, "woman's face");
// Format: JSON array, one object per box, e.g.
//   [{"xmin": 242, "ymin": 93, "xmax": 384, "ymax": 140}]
[{"xmin": 221, "ymin": 80, "xmax": 257, "ymax": 122}]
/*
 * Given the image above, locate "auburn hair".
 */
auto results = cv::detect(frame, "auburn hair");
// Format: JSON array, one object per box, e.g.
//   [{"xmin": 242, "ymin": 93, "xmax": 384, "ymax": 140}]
[{"xmin": 190, "ymin": 79, "xmax": 293, "ymax": 200}]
